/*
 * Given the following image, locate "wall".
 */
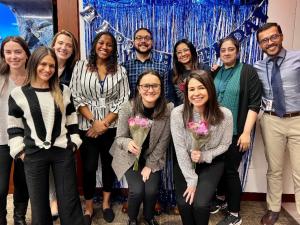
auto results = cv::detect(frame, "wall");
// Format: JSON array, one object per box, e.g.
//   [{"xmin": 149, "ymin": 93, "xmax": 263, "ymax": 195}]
[{"xmin": 244, "ymin": 0, "xmax": 300, "ymax": 193}]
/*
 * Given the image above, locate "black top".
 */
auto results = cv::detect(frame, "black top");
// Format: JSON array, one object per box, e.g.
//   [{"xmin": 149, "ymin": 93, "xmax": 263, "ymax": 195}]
[
  {"xmin": 139, "ymin": 106, "xmax": 154, "ymax": 166},
  {"xmin": 59, "ymin": 66, "xmax": 74, "ymax": 86}
]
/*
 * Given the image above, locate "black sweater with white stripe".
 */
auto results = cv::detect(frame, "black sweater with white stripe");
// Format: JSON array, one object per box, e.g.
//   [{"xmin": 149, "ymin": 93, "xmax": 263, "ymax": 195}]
[{"xmin": 7, "ymin": 84, "xmax": 82, "ymax": 158}]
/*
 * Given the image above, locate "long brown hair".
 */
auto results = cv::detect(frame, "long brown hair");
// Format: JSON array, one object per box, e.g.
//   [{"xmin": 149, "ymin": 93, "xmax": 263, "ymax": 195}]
[
  {"xmin": 132, "ymin": 70, "xmax": 167, "ymax": 120},
  {"xmin": 0, "ymin": 36, "xmax": 30, "ymax": 95},
  {"xmin": 172, "ymin": 39, "xmax": 199, "ymax": 84},
  {"xmin": 25, "ymin": 46, "xmax": 64, "ymax": 112},
  {"xmin": 183, "ymin": 70, "xmax": 224, "ymax": 127},
  {"xmin": 87, "ymin": 31, "xmax": 118, "ymax": 74},
  {"xmin": 51, "ymin": 29, "xmax": 79, "ymax": 69}
]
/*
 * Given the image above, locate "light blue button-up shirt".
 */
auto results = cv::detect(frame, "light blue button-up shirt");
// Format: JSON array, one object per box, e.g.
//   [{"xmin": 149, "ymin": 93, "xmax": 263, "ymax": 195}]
[{"xmin": 254, "ymin": 48, "xmax": 300, "ymax": 113}]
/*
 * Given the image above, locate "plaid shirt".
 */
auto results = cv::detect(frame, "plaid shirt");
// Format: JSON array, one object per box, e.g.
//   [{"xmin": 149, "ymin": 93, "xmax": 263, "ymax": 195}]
[{"xmin": 122, "ymin": 55, "xmax": 169, "ymax": 98}]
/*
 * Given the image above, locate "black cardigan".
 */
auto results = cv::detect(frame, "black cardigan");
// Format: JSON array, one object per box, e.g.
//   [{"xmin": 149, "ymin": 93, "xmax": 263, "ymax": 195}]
[{"xmin": 212, "ymin": 63, "xmax": 262, "ymax": 136}]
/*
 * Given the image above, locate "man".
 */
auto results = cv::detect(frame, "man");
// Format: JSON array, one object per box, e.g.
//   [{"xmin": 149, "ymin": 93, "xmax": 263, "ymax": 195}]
[
  {"xmin": 254, "ymin": 22, "xmax": 300, "ymax": 225},
  {"xmin": 123, "ymin": 27, "xmax": 169, "ymax": 99}
]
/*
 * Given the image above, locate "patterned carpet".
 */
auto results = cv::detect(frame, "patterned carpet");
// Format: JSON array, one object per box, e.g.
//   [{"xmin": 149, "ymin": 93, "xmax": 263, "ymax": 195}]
[{"xmin": 6, "ymin": 194, "xmax": 298, "ymax": 225}]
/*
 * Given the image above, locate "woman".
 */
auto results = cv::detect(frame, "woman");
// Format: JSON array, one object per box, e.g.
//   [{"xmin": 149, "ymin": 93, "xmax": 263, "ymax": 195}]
[
  {"xmin": 169, "ymin": 39, "xmax": 210, "ymax": 106},
  {"xmin": 7, "ymin": 46, "xmax": 84, "ymax": 225},
  {"xmin": 70, "ymin": 31, "xmax": 130, "ymax": 224},
  {"xmin": 171, "ymin": 70, "xmax": 233, "ymax": 225},
  {"xmin": 213, "ymin": 37, "xmax": 262, "ymax": 225},
  {"xmin": 51, "ymin": 29, "xmax": 79, "ymax": 86},
  {"xmin": 111, "ymin": 70, "xmax": 173, "ymax": 225},
  {"xmin": 0, "ymin": 36, "xmax": 30, "ymax": 225},
  {"xmin": 49, "ymin": 29, "xmax": 79, "ymax": 220}
]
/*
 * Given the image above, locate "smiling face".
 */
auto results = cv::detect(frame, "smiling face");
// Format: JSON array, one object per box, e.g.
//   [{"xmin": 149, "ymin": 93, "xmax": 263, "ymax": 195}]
[
  {"xmin": 3, "ymin": 41, "xmax": 28, "ymax": 70},
  {"xmin": 95, "ymin": 34, "xmax": 113, "ymax": 61},
  {"xmin": 134, "ymin": 29, "xmax": 153, "ymax": 55},
  {"xmin": 176, "ymin": 43, "xmax": 192, "ymax": 67},
  {"xmin": 258, "ymin": 26, "xmax": 283, "ymax": 57},
  {"xmin": 220, "ymin": 39, "xmax": 238, "ymax": 68},
  {"xmin": 35, "ymin": 54, "xmax": 56, "ymax": 85},
  {"xmin": 187, "ymin": 78, "xmax": 208, "ymax": 112},
  {"xmin": 52, "ymin": 34, "xmax": 73, "ymax": 63},
  {"xmin": 138, "ymin": 73, "xmax": 161, "ymax": 107}
]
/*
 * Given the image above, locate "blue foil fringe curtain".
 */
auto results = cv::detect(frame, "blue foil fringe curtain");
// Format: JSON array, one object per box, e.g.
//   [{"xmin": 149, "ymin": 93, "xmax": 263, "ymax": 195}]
[
  {"xmin": 85, "ymin": 0, "xmax": 268, "ymax": 205},
  {"xmin": 82, "ymin": 0, "xmax": 268, "ymax": 67}
]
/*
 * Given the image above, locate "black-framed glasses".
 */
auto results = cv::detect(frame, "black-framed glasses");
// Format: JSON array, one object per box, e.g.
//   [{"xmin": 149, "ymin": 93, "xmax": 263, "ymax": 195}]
[
  {"xmin": 135, "ymin": 36, "xmax": 152, "ymax": 42},
  {"xmin": 259, "ymin": 34, "xmax": 282, "ymax": 45},
  {"xmin": 139, "ymin": 84, "xmax": 161, "ymax": 91}
]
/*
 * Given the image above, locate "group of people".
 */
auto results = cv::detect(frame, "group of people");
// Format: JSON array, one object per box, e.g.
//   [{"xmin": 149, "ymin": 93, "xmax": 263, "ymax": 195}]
[{"xmin": 0, "ymin": 21, "xmax": 299, "ymax": 225}]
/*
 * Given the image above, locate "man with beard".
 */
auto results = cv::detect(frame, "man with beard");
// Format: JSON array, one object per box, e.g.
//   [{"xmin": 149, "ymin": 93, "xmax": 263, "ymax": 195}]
[
  {"xmin": 123, "ymin": 28, "xmax": 169, "ymax": 98},
  {"xmin": 254, "ymin": 22, "xmax": 300, "ymax": 225}
]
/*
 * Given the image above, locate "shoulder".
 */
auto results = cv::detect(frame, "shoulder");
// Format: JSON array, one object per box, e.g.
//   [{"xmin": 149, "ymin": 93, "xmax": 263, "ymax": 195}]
[
  {"xmin": 220, "ymin": 106, "xmax": 232, "ymax": 119},
  {"xmin": 10, "ymin": 86, "xmax": 23, "ymax": 96},
  {"xmin": 171, "ymin": 104, "xmax": 183, "ymax": 118},
  {"xmin": 241, "ymin": 63, "xmax": 258, "ymax": 76},
  {"xmin": 286, "ymin": 50, "xmax": 300, "ymax": 58}
]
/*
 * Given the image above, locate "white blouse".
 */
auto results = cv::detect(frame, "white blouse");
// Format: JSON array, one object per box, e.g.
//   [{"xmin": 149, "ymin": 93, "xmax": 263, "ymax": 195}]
[{"xmin": 70, "ymin": 60, "xmax": 130, "ymax": 130}]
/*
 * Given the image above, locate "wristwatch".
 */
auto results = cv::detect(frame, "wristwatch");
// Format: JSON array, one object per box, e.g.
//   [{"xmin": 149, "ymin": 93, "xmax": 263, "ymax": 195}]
[{"xmin": 89, "ymin": 118, "xmax": 95, "ymax": 125}]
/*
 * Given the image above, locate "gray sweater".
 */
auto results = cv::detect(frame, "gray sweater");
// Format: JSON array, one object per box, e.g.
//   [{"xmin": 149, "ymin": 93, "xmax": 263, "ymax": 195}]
[{"xmin": 170, "ymin": 105, "xmax": 233, "ymax": 187}]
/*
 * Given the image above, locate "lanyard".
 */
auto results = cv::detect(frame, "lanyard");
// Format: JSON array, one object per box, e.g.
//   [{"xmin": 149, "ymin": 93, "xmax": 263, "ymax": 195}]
[
  {"xmin": 98, "ymin": 73, "xmax": 107, "ymax": 95},
  {"xmin": 265, "ymin": 51, "xmax": 286, "ymax": 96}
]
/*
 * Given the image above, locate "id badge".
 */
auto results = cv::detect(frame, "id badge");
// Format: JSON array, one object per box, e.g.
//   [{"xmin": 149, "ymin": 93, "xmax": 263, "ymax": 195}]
[{"xmin": 265, "ymin": 99, "xmax": 273, "ymax": 111}]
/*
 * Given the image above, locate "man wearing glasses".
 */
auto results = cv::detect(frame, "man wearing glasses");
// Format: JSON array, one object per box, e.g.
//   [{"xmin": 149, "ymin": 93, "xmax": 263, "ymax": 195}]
[
  {"xmin": 254, "ymin": 22, "xmax": 300, "ymax": 225},
  {"xmin": 123, "ymin": 27, "xmax": 169, "ymax": 99}
]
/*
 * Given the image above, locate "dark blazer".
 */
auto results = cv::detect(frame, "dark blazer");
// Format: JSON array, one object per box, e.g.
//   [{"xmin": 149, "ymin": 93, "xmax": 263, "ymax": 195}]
[{"xmin": 110, "ymin": 101, "xmax": 173, "ymax": 181}]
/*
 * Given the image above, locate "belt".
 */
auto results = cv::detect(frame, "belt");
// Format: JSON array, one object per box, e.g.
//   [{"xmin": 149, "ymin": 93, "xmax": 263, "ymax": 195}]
[{"xmin": 264, "ymin": 111, "xmax": 300, "ymax": 118}]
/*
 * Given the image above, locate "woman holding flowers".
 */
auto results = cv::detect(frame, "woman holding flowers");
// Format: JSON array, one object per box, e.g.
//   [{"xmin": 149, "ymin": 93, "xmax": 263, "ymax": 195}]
[
  {"xmin": 111, "ymin": 70, "xmax": 173, "ymax": 225},
  {"xmin": 170, "ymin": 70, "xmax": 233, "ymax": 225},
  {"xmin": 70, "ymin": 31, "xmax": 130, "ymax": 224}
]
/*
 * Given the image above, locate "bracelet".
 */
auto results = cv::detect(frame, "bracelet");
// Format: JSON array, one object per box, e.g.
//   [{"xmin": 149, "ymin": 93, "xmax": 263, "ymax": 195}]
[{"xmin": 89, "ymin": 118, "xmax": 95, "ymax": 125}]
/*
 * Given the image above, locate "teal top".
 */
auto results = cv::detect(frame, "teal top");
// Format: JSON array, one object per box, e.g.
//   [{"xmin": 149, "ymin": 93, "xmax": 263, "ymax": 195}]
[{"xmin": 214, "ymin": 62, "xmax": 243, "ymax": 135}]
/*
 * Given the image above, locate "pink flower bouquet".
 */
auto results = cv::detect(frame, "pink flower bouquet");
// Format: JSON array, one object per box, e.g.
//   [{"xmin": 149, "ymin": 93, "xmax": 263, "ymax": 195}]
[
  {"xmin": 187, "ymin": 120, "xmax": 210, "ymax": 169},
  {"xmin": 128, "ymin": 116, "xmax": 153, "ymax": 171}
]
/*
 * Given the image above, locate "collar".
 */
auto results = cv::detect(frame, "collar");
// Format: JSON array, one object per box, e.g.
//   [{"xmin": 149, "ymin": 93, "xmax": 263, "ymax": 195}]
[
  {"xmin": 267, "ymin": 48, "xmax": 286, "ymax": 63},
  {"xmin": 133, "ymin": 52, "xmax": 153, "ymax": 63}
]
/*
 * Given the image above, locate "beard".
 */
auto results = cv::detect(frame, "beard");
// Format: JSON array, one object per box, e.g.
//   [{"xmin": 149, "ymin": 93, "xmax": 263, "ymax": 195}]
[{"xmin": 134, "ymin": 46, "xmax": 152, "ymax": 55}]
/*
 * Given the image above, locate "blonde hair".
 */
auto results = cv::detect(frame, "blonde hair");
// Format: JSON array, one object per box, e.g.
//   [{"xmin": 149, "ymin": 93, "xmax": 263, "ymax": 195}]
[{"xmin": 26, "ymin": 46, "xmax": 64, "ymax": 112}]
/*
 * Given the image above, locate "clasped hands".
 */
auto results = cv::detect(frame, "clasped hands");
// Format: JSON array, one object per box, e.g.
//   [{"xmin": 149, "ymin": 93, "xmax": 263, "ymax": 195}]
[{"xmin": 86, "ymin": 120, "xmax": 109, "ymax": 138}]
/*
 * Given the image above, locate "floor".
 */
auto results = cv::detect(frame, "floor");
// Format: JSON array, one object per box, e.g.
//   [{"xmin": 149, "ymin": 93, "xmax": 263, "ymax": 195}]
[{"xmin": 6, "ymin": 194, "xmax": 299, "ymax": 225}]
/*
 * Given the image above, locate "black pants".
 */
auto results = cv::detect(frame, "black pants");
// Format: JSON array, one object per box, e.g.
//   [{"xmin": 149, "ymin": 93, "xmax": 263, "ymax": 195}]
[
  {"xmin": 0, "ymin": 145, "xmax": 29, "ymax": 223},
  {"xmin": 24, "ymin": 147, "xmax": 84, "ymax": 225},
  {"xmin": 125, "ymin": 167, "xmax": 161, "ymax": 221},
  {"xmin": 174, "ymin": 156, "xmax": 224, "ymax": 225},
  {"xmin": 217, "ymin": 136, "xmax": 244, "ymax": 212},
  {"xmin": 80, "ymin": 128, "xmax": 116, "ymax": 200}
]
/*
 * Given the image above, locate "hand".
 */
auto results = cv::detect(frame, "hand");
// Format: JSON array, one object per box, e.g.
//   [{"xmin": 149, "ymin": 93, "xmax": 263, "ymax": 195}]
[
  {"xmin": 86, "ymin": 120, "xmax": 108, "ymax": 138},
  {"xmin": 127, "ymin": 140, "xmax": 140, "ymax": 156},
  {"xmin": 211, "ymin": 64, "xmax": 220, "ymax": 72},
  {"xmin": 183, "ymin": 186, "xmax": 196, "ymax": 205},
  {"xmin": 19, "ymin": 152, "xmax": 25, "ymax": 161},
  {"xmin": 237, "ymin": 132, "xmax": 251, "ymax": 152},
  {"xmin": 191, "ymin": 150, "xmax": 201, "ymax": 163},
  {"xmin": 141, "ymin": 166, "xmax": 151, "ymax": 182}
]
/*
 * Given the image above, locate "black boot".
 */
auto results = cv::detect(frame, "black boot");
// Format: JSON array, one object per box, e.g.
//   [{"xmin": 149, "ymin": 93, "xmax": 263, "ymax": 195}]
[{"xmin": 14, "ymin": 202, "xmax": 28, "ymax": 225}]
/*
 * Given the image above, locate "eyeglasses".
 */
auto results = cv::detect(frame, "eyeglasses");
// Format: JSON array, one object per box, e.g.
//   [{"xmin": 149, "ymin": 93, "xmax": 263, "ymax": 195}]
[
  {"xmin": 139, "ymin": 84, "xmax": 161, "ymax": 91},
  {"xmin": 176, "ymin": 48, "xmax": 190, "ymax": 56},
  {"xmin": 259, "ymin": 34, "xmax": 282, "ymax": 45},
  {"xmin": 135, "ymin": 36, "xmax": 152, "ymax": 42}
]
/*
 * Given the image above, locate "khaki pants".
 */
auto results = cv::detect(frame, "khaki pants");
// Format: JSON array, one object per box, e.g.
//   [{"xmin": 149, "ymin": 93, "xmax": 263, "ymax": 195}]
[{"xmin": 260, "ymin": 113, "xmax": 300, "ymax": 214}]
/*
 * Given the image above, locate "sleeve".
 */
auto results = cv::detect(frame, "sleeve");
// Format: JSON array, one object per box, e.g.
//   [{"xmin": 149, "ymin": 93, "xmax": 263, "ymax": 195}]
[
  {"xmin": 200, "ymin": 108, "xmax": 233, "ymax": 163},
  {"xmin": 170, "ymin": 106, "xmax": 198, "ymax": 188},
  {"xmin": 64, "ymin": 86, "xmax": 82, "ymax": 149},
  {"xmin": 245, "ymin": 64, "xmax": 262, "ymax": 113},
  {"xmin": 114, "ymin": 101, "xmax": 133, "ymax": 153},
  {"xmin": 109, "ymin": 66, "xmax": 130, "ymax": 114},
  {"xmin": 7, "ymin": 93, "xmax": 25, "ymax": 159},
  {"xmin": 69, "ymin": 60, "xmax": 89, "ymax": 110},
  {"xmin": 145, "ymin": 103, "xmax": 173, "ymax": 172}
]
